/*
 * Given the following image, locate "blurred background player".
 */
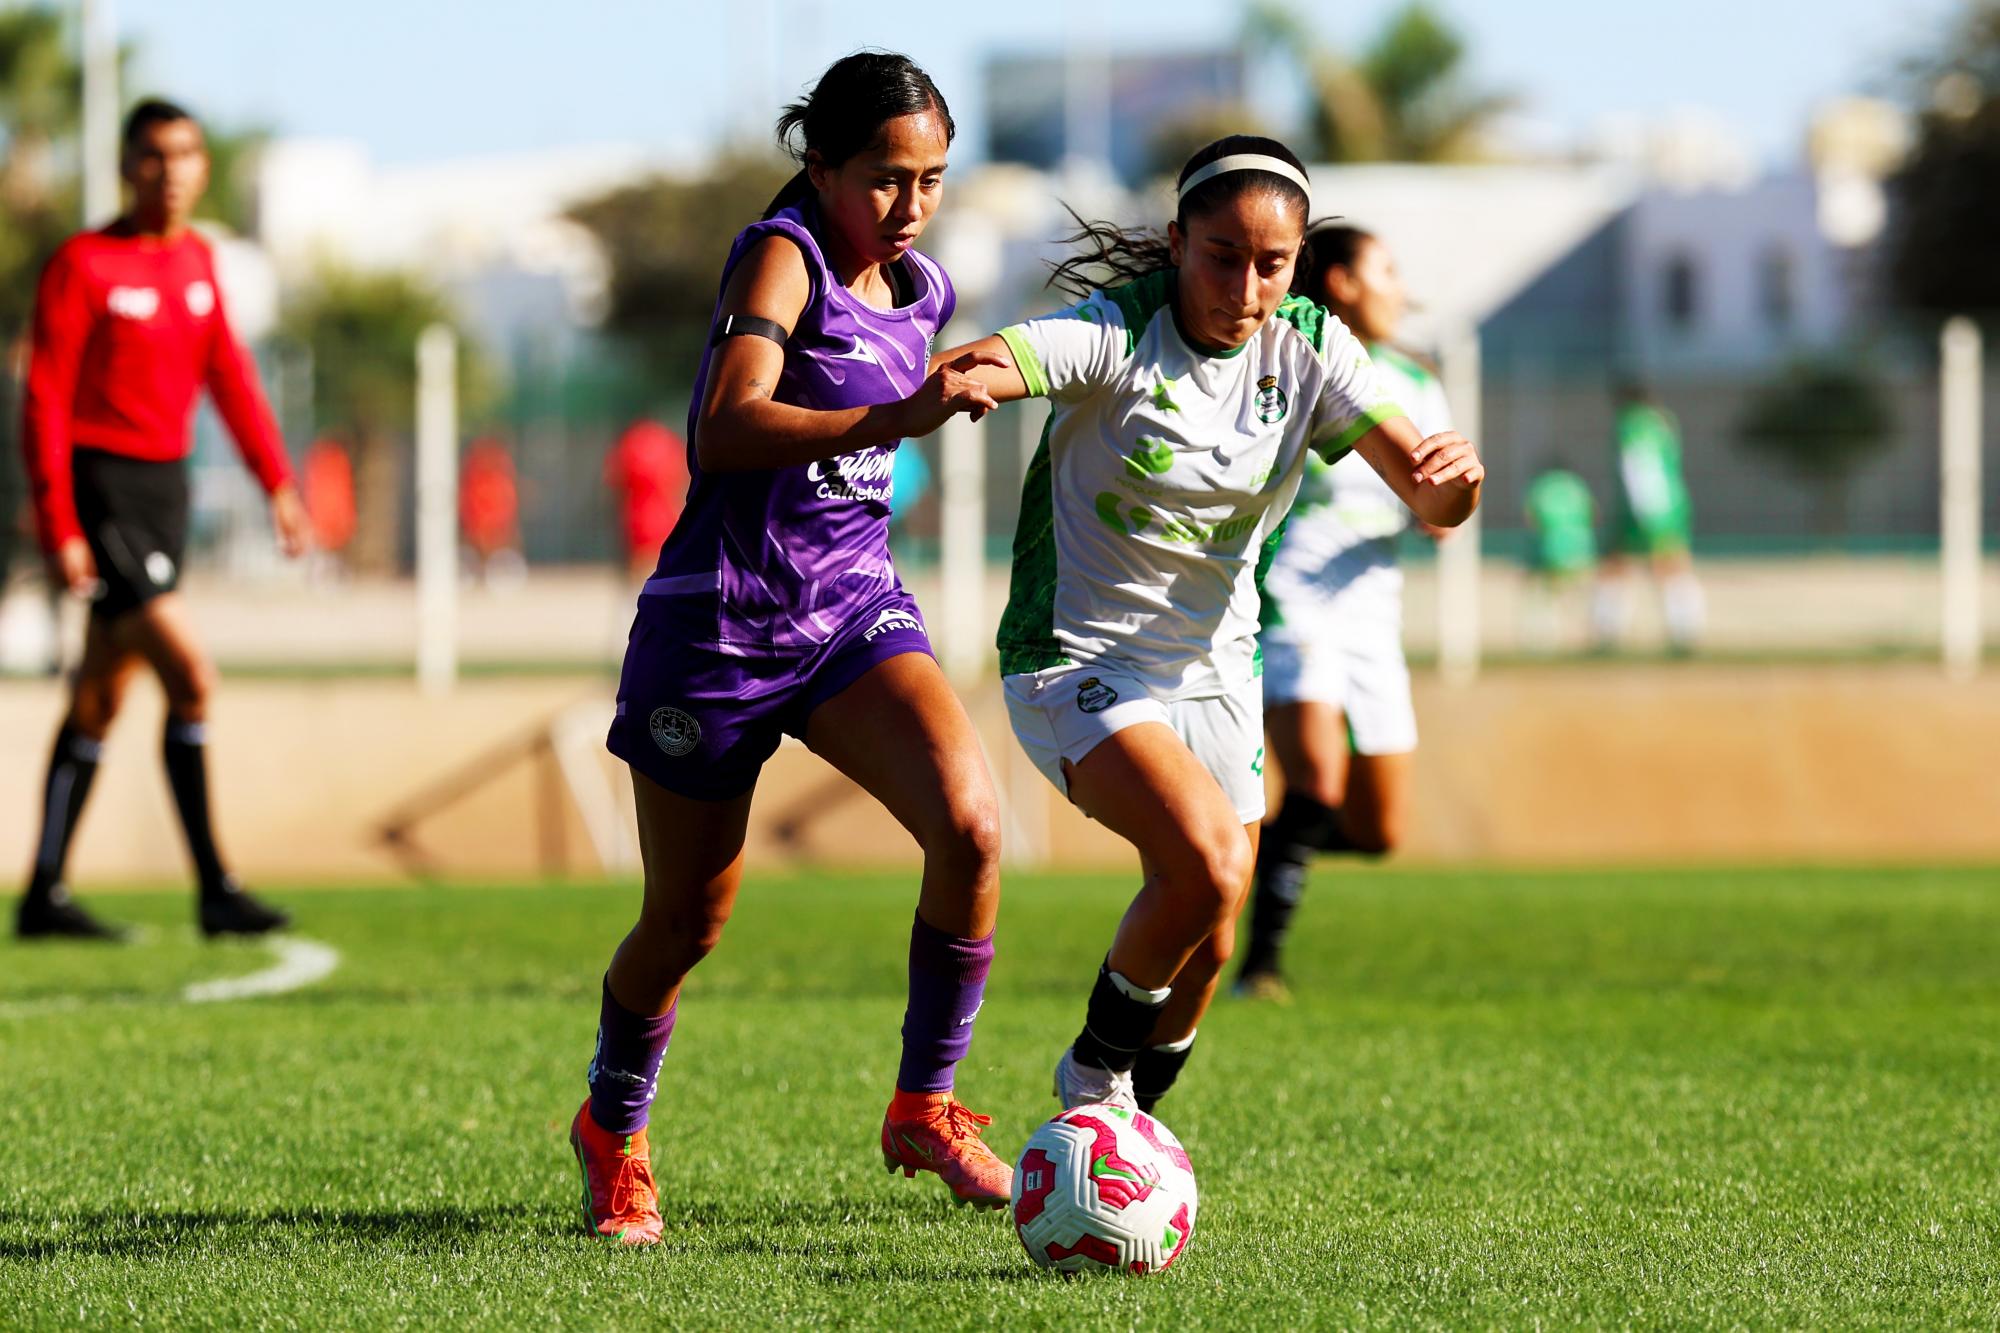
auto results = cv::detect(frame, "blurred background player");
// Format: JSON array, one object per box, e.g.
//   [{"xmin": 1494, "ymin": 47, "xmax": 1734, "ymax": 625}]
[
  {"xmin": 459, "ymin": 435, "xmax": 524, "ymax": 588},
  {"xmin": 1521, "ymin": 459, "xmax": 1598, "ymax": 652},
  {"xmin": 574, "ymin": 53, "xmax": 1012, "ymax": 1246},
  {"xmin": 939, "ymin": 136, "xmax": 1483, "ymax": 1115},
  {"xmin": 300, "ymin": 434, "xmax": 356, "ymax": 585},
  {"xmin": 601, "ymin": 416, "xmax": 688, "ymax": 582},
  {"xmin": 1593, "ymin": 380, "xmax": 1704, "ymax": 654},
  {"xmin": 1235, "ymin": 223, "xmax": 1450, "ymax": 1000},
  {"xmin": 15, "ymin": 99, "xmax": 307, "ymax": 940}
]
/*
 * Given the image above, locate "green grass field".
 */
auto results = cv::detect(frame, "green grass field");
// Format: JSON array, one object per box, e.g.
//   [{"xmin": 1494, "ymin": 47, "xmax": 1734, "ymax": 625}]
[{"xmin": 4, "ymin": 865, "xmax": 1997, "ymax": 1329}]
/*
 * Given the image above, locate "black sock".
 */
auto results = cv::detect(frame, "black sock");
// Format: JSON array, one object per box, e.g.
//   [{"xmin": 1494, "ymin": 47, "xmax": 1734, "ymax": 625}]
[
  {"xmin": 162, "ymin": 718, "xmax": 229, "ymax": 895},
  {"xmin": 24, "ymin": 725, "xmax": 103, "ymax": 904},
  {"xmin": 1241, "ymin": 793, "xmax": 1340, "ymax": 977},
  {"xmin": 1071, "ymin": 961, "xmax": 1170, "ymax": 1075},
  {"xmin": 1134, "ymin": 1036, "xmax": 1196, "ymax": 1114}
]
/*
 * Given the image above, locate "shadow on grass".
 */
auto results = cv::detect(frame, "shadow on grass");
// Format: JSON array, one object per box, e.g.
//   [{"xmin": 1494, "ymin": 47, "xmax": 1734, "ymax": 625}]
[
  {"xmin": 0, "ymin": 1202, "xmax": 559, "ymax": 1260},
  {"xmin": 1, "ymin": 1194, "xmax": 1028, "ymax": 1279}
]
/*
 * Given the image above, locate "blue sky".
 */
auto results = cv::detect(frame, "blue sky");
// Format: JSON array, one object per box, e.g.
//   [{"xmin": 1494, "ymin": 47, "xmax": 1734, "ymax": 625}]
[{"xmin": 116, "ymin": 0, "xmax": 1958, "ymax": 167}]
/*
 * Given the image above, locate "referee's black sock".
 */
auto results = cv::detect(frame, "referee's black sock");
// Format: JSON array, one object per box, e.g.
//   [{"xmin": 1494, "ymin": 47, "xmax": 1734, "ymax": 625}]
[
  {"xmin": 162, "ymin": 718, "xmax": 230, "ymax": 897},
  {"xmin": 24, "ymin": 724, "xmax": 103, "ymax": 905},
  {"xmin": 1240, "ymin": 793, "xmax": 1341, "ymax": 977},
  {"xmin": 1071, "ymin": 961, "xmax": 1171, "ymax": 1075}
]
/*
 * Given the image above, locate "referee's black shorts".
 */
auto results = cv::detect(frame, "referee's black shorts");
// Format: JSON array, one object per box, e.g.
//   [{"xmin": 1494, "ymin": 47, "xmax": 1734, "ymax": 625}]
[{"xmin": 71, "ymin": 447, "xmax": 189, "ymax": 621}]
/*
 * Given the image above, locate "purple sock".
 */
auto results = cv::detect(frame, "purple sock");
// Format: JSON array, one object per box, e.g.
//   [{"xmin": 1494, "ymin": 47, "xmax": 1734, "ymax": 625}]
[
  {"xmin": 897, "ymin": 913, "xmax": 994, "ymax": 1094},
  {"xmin": 587, "ymin": 977, "xmax": 677, "ymax": 1135}
]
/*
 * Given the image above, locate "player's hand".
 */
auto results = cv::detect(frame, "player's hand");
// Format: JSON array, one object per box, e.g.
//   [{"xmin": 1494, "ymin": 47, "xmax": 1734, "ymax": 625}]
[
  {"xmin": 1410, "ymin": 431, "xmax": 1484, "ymax": 492},
  {"xmin": 53, "ymin": 536, "xmax": 100, "ymax": 598},
  {"xmin": 270, "ymin": 483, "xmax": 311, "ymax": 559},
  {"xmin": 897, "ymin": 352, "xmax": 1005, "ymax": 437},
  {"xmin": 1418, "ymin": 520, "xmax": 1454, "ymax": 541}
]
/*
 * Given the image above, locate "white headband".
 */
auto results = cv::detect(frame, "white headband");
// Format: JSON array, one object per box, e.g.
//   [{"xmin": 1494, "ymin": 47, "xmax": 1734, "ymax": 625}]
[{"xmin": 1178, "ymin": 153, "xmax": 1312, "ymax": 203}]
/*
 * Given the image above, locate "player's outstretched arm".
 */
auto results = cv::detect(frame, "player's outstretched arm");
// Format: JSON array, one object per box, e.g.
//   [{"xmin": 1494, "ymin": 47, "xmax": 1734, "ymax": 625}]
[
  {"xmin": 1352, "ymin": 415, "xmax": 1484, "ymax": 528},
  {"xmin": 697, "ymin": 238, "xmax": 999, "ymax": 472},
  {"xmin": 927, "ymin": 335, "xmax": 1033, "ymax": 405}
]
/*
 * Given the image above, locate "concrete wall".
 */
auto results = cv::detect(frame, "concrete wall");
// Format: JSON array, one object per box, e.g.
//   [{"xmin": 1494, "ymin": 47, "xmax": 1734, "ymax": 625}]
[{"xmin": 4, "ymin": 663, "xmax": 1997, "ymax": 888}]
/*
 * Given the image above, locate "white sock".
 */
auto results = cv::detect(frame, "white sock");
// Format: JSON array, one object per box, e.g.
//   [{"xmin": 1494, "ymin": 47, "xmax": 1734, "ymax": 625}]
[
  {"xmin": 1663, "ymin": 573, "xmax": 1705, "ymax": 648},
  {"xmin": 1591, "ymin": 581, "xmax": 1630, "ymax": 646}
]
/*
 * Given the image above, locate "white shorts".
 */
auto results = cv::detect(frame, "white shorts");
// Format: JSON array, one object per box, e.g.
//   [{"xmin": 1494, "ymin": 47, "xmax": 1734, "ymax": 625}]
[
  {"xmin": 1260, "ymin": 617, "xmax": 1417, "ymax": 756},
  {"xmin": 1002, "ymin": 663, "xmax": 1267, "ymax": 825}
]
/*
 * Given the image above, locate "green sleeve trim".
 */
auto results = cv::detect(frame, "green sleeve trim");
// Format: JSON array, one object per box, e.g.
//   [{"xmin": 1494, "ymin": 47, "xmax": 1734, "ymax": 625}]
[
  {"xmin": 1316, "ymin": 404, "xmax": 1406, "ymax": 463},
  {"xmin": 998, "ymin": 325, "xmax": 1050, "ymax": 398}
]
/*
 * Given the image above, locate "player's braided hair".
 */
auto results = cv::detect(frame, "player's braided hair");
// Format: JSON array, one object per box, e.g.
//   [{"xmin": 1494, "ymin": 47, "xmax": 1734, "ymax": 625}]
[
  {"xmin": 1046, "ymin": 135, "xmax": 1311, "ymax": 299},
  {"xmin": 763, "ymin": 51, "xmax": 955, "ymax": 220}
]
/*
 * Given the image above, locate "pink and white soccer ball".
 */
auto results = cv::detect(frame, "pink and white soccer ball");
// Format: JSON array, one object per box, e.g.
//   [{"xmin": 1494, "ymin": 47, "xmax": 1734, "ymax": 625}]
[{"xmin": 1011, "ymin": 1102, "xmax": 1198, "ymax": 1275}]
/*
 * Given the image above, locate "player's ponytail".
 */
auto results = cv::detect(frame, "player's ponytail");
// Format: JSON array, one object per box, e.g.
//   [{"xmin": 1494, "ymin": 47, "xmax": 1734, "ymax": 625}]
[
  {"xmin": 1048, "ymin": 135, "xmax": 1312, "ymax": 299},
  {"xmin": 763, "ymin": 51, "xmax": 956, "ymax": 219}
]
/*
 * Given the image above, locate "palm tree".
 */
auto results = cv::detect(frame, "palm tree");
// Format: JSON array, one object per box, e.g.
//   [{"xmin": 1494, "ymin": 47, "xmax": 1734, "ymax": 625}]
[{"xmin": 1246, "ymin": 1, "xmax": 1516, "ymax": 163}]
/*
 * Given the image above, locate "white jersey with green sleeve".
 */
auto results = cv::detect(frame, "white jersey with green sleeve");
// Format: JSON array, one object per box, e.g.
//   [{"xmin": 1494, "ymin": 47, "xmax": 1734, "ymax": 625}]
[
  {"xmin": 994, "ymin": 270, "xmax": 1406, "ymax": 700},
  {"xmin": 1263, "ymin": 344, "xmax": 1451, "ymax": 619}
]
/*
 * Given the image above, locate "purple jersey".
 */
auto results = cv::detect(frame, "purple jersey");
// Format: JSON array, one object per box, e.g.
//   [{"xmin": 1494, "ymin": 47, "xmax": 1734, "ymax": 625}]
[{"xmin": 648, "ymin": 199, "xmax": 955, "ymax": 652}]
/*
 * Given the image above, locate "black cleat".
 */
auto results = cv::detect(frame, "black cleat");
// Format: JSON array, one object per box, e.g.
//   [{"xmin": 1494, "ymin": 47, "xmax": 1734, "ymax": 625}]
[
  {"xmin": 16, "ymin": 885, "xmax": 131, "ymax": 942},
  {"xmin": 199, "ymin": 881, "xmax": 292, "ymax": 938}
]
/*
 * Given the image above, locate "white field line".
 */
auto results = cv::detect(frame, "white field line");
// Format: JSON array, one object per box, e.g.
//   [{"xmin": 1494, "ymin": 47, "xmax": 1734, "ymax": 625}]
[
  {"xmin": 182, "ymin": 938, "xmax": 341, "ymax": 1003},
  {"xmin": 0, "ymin": 936, "xmax": 341, "ymax": 1018}
]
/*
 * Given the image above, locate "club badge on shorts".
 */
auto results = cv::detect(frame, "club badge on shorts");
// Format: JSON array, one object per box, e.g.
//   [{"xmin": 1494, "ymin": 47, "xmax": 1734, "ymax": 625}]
[
  {"xmin": 1076, "ymin": 677, "xmax": 1118, "ymax": 714},
  {"xmin": 649, "ymin": 706, "xmax": 701, "ymax": 757}
]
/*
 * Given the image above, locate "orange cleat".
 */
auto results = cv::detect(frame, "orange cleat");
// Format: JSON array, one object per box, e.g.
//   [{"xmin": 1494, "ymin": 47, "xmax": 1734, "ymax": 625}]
[
  {"xmin": 880, "ymin": 1091, "xmax": 1014, "ymax": 1209},
  {"xmin": 569, "ymin": 1099, "xmax": 664, "ymax": 1246}
]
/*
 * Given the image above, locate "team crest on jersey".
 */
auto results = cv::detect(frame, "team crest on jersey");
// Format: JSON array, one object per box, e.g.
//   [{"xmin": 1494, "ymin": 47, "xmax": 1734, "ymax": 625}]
[
  {"xmin": 144, "ymin": 551, "xmax": 176, "ymax": 587},
  {"xmin": 185, "ymin": 280, "xmax": 215, "ymax": 317},
  {"xmin": 648, "ymin": 706, "xmax": 701, "ymax": 757},
  {"xmin": 1255, "ymin": 375, "xmax": 1289, "ymax": 424},
  {"xmin": 107, "ymin": 286, "xmax": 160, "ymax": 320},
  {"xmin": 1076, "ymin": 676, "xmax": 1118, "ymax": 714}
]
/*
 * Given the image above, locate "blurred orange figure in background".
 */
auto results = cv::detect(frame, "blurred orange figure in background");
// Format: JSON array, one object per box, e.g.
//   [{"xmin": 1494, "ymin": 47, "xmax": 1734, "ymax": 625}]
[
  {"xmin": 301, "ymin": 437, "xmax": 356, "ymax": 571},
  {"xmin": 603, "ymin": 418, "xmax": 688, "ymax": 579},
  {"xmin": 460, "ymin": 436, "xmax": 522, "ymax": 585}
]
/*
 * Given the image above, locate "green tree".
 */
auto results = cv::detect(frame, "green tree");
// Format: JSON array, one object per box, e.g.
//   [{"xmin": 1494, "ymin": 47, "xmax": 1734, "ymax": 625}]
[
  {"xmin": 0, "ymin": 6, "xmax": 81, "ymax": 339},
  {"xmin": 1245, "ymin": 1, "xmax": 1516, "ymax": 163},
  {"xmin": 1888, "ymin": 2, "xmax": 2000, "ymax": 316},
  {"xmin": 280, "ymin": 266, "xmax": 485, "ymax": 574},
  {"xmin": 1737, "ymin": 359, "xmax": 1894, "ymax": 536},
  {"xmin": 568, "ymin": 152, "xmax": 795, "ymax": 381}
]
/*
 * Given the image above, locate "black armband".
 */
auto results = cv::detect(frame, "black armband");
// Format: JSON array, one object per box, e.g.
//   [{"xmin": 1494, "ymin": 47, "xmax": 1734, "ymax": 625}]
[{"xmin": 710, "ymin": 315, "xmax": 790, "ymax": 347}]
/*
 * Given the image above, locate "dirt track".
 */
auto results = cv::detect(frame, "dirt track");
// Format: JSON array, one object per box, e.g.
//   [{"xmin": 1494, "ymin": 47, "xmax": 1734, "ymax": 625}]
[{"xmin": 4, "ymin": 661, "xmax": 1995, "ymax": 884}]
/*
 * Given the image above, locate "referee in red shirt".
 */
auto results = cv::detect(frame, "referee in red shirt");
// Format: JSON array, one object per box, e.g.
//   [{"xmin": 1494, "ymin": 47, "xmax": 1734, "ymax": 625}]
[{"xmin": 17, "ymin": 100, "xmax": 307, "ymax": 939}]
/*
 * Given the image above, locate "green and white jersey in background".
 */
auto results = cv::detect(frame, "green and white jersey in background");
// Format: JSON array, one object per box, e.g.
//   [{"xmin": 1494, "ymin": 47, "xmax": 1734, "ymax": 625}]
[
  {"xmin": 995, "ymin": 270, "xmax": 1405, "ymax": 700},
  {"xmin": 1524, "ymin": 468, "xmax": 1597, "ymax": 574},
  {"xmin": 1261, "ymin": 344, "xmax": 1449, "ymax": 624},
  {"xmin": 1612, "ymin": 402, "xmax": 1692, "ymax": 552}
]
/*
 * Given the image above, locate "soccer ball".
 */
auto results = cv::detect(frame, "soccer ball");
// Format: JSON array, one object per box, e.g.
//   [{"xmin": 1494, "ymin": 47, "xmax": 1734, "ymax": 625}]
[{"xmin": 1011, "ymin": 1102, "xmax": 1198, "ymax": 1275}]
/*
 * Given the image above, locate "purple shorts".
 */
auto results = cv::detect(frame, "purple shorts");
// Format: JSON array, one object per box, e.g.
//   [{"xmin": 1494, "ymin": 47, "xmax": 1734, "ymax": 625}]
[{"xmin": 607, "ymin": 582, "xmax": 934, "ymax": 801}]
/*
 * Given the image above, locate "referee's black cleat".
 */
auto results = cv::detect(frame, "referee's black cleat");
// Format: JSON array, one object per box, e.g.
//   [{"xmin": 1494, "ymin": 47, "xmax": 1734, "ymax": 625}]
[
  {"xmin": 198, "ymin": 879, "xmax": 292, "ymax": 938},
  {"xmin": 16, "ymin": 885, "xmax": 131, "ymax": 942}
]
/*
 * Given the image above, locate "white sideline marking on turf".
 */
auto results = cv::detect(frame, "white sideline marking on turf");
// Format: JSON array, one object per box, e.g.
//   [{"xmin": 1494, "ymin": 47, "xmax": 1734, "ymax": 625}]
[
  {"xmin": 0, "ymin": 934, "xmax": 341, "ymax": 1019},
  {"xmin": 182, "ymin": 938, "xmax": 341, "ymax": 1004}
]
